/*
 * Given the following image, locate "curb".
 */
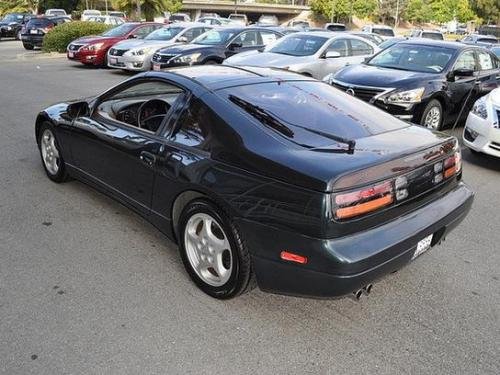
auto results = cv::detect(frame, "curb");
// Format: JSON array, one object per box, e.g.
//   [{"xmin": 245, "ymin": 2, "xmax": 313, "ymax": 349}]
[{"xmin": 16, "ymin": 52, "xmax": 66, "ymax": 61}]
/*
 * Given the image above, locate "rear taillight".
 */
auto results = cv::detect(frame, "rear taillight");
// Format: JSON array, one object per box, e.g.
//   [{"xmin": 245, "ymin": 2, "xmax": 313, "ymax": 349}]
[
  {"xmin": 440, "ymin": 149, "xmax": 462, "ymax": 180},
  {"xmin": 335, "ymin": 181, "xmax": 393, "ymax": 220}
]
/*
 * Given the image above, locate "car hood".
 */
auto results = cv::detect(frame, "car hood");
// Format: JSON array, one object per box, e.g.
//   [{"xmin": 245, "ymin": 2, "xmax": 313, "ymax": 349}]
[
  {"xmin": 225, "ymin": 51, "xmax": 311, "ymax": 67},
  {"xmin": 113, "ymin": 39, "xmax": 177, "ymax": 50},
  {"xmin": 0, "ymin": 21, "xmax": 18, "ymax": 26},
  {"xmin": 157, "ymin": 43, "xmax": 219, "ymax": 55},
  {"xmin": 334, "ymin": 64, "xmax": 440, "ymax": 88},
  {"xmin": 488, "ymin": 87, "xmax": 500, "ymax": 107},
  {"xmin": 72, "ymin": 35, "xmax": 120, "ymax": 45}
]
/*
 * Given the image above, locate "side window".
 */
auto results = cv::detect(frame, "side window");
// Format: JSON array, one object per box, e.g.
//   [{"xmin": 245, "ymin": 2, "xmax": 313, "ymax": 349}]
[
  {"xmin": 232, "ymin": 31, "xmax": 259, "ymax": 47},
  {"xmin": 362, "ymin": 26, "xmax": 369, "ymax": 32},
  {"xmin": 183, "ymin": 27, "xmax": 205, "ymax": 41},
  {"xmin": 134, "ymin": 25, "xmax": 154, "ymax": 39},
  {"xmin": 477, "ymin": 51, "xmax": 494, "ymax": 70},
  {"xmin": 350, "ymin": 38, "xmax": 373, "ymax": 56},
  {"xmin": 95, "ymin": 80, "xmax": 184, "ymax": 133},
  {"xmin": 260, "ymin": 31, "xmax": 279, "ymax": 46},
  {"xmin": 326, "ymin": 39, "xmax": 349, "ymax": 57},
  {"xmin": 170, "ymin": 98, "xmax": 216, "ymax": 150},
  {"xmin": 454, "ymin": 50, "xmax": 477, "ymax": 71}
]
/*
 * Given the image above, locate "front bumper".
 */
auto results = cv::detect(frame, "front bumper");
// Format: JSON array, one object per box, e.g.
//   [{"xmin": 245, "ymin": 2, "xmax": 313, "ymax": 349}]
[
  {"xmin": 463, "ymin": 112, "xmax": 500, "ymax": 158},
  {"xmin": 67, "ymin": 49, "xmax": 105, "ymax": 66},
  {"xmin": 239, "ymin": 182, "xmax": 473, "ymax": 298},
  {"xmin": 373, "ymin": 100, "xmax": 425, "ymax": 123},
  {"xmin": 107, "ymin": 53, "xmax": 150, "ymax": 71}
]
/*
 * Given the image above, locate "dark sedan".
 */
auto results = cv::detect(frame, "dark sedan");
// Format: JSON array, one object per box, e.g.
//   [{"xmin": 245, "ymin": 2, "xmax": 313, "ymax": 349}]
[
  {"xmin": 0, "ymin": 13, "xmax": 33, "ymax": 40},
  {"xmin": 35, "ymin": 66, "xmax": 473, "ymax": 299},
  {"xmin": 151, "ymin": 27, "xmax": 283, "ymax": 70},
  {"xmin": 20, "ymin": 16, "xmax": 70, "ymax": 49},
  {"xmin": 326, "ymin": 40, "xmax": 500, "ymax": 129}
]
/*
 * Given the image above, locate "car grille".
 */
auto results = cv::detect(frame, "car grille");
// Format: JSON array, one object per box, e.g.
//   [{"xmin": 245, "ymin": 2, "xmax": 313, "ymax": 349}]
[
  {"xmin": 152, "ymin": 53, "xmax": 175, "ymax": 63},
  {"xmin": 331, "ymin": 81, "xmax": 387, "ymax": 103},
  {"xmin": 68, "ymin": 43, "xmax": 83, "ymax": 51}
]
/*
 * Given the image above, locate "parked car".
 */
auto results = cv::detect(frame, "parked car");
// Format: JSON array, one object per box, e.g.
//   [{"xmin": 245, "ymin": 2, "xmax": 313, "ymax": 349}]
[
  {"xmin": 256, "ymin": 15, "xmax": 279, "ymax": 26},
  {"xmin": 81, "ymin": 9, "xmax": 101, "ymax": 21},
  {"xmin": 325, "ymin": 23, "xmax": 346, "ymax": 32},
  {"xmin": 489, "ymin": 45, "xmax": 500, "ymax": 58},
  {"xmin": 197, "ymin": 17, "xmax": 233, "ymax": 26},
  {"xmin": 461, "ymin": 34, "xmax": 498, "ymax": 46},
  {"xmin": 0, "ymin": 13, "xmax": 33, "ymax": 40},
  {"xmin": 361, "ymin": 24, "xmax": 395, "ymax": 39},
  {"xmin": 45, "ymin": 9, "xmax": 67, "ymax": 17},
  {"xmin": 34, "ymin": 65, "xmax": 473, "ymax": 299},
  {"xmin": 378, "ymin": 37, "xmax": 408, "ymax": 50},
  {"xmin": 86, "ymin": 16, "xmax": 124, "ymax": 26},
  {"xmin": 349, "ymin": 32, "xmax": 384, "ymax": 45},
  {"xmin": 228, "ymin": 14, "xmax": 248, "ymax": 26},
  {"xmin": 108, "ymin": 11, "xmax": 127, "ymax": 19},
  {"xmin": 151, "ymin": 27, "xmax": 283, "ymax": 70},
  {"xmin": 20, "ymin": 16, "xmax": 71, "ymax": 49},
  {"xmin": 67, "ymin": 22, "xmax": 163, "ymax": 66},
  {"xmin": 286, "ymin": 20, "xmax": 310, "ymax": 29},
  {"xmin": 108, "ymin": 23, "xmax": 212, "ymax": 71},
  {"xmin": 326, "ymin": 40, "xmax": 500, "ymax": 129},
  {"xmin": 463, "ymin": 88, "xmax": 500, "ymax": 157},
  {"xmin": 409, "ymin": 29, "xmax": 444, "ymax": 40},
  {"xmin": 224, "ymin": 32, "xmax": 378, "ymax": 80},
  {"xmin": 169, "ymin": 13, "xmax": 191, "ymax": 23}
]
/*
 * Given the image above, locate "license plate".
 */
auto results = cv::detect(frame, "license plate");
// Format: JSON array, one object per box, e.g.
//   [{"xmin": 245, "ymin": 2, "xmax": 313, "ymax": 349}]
[
  {"xmin": 68, "ymin": 52, "xmax": 74, "ymax": 58},
  {"xmin": 153, "ymin": 63, "xmax": 160, "ymax": 71},
  {"xmin": 412, "ymin": 234, "xmax": 433, "ymax": 260},
  {"xmin": 110, "ymin": 57, "xmax": 117, "ymax": 65},
  {"xmin": 30, "ymin": 29, "xmax": 38, "ymax": 34}
]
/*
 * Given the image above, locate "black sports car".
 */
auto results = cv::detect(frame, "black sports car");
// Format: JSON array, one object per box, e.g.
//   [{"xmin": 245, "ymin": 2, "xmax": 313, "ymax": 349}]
[
  {"xmin": 326, "ymin": 40, "xmax": 500, "ymax": 130},
  {"xmin": 35, "ymin": 66, "xmax": 473, "ymax": 299},
  {"xmin": 151, "ymin": 27, "xmax": 283, "ymax": 70}
]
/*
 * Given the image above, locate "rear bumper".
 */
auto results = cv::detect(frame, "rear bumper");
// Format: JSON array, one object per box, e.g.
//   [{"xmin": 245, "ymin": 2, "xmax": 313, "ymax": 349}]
[
  {"xmin": 20, "ymin": 34, "xmax": 44, "ymax": 46},
  {"xmin": 238, "ymin": 182, "xmax": 473, "ymax": 298}
]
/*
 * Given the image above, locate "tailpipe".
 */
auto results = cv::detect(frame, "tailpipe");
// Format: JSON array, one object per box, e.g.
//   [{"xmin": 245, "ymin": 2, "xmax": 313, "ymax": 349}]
[{"xmin": 349, "ymin": 284, "xmax": 373, "ymax": 301}]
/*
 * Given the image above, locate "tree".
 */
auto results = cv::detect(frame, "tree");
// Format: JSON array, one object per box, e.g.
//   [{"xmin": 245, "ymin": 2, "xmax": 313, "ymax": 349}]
[
  {"xmin": 310, "ymin": 0, "xmax": 378, "ymax": 22},
  {"xmin": 431, "ymin": 0, "xmax": 476, "ymax": 23},
  {"xmin": 406, "ymin": 0, "xmax": 432, "ymax": 23},
  {"xmin": 471, "ymin": 0, "xmax": 500, "ymax": 24},
  {"xmin": 111, "ymin": 0, "xmax": 180, "ymax": 21}
]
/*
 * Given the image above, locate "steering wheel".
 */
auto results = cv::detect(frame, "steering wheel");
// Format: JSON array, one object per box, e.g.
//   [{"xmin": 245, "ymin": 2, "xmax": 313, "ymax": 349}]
[{"xmin": 137, "ymin": 99, "xmax": 171, "ymax": 131}]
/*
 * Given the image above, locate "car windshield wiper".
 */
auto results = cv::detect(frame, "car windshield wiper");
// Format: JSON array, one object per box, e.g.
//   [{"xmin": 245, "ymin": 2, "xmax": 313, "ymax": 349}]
[
  {"xmin": 372, "ymin": 64, "xmax": 414, "ymax": 72},
  {"xmin": 228, "ymin": 95, "xmax": 356, "ymax": 153}
]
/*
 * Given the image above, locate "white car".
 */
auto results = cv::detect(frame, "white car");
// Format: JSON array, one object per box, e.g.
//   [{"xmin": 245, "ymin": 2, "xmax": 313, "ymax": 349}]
[
  {"xmin": 223, "ymin": 32, "xmax": 379, "ymax": 80},
  {"xmin": 463, "ymin": 88, "xmax": 500, "ymax": 158},
  {"xmin": 108, "ymin": 23, "xmax": 212, "ymax": 71},
  {"xmin": 361, "ymin": 24, "xmax": 395, "ymax": 40},
  {"xmin": 86, "ymin": 16, "xmax": 124, "ymax": 26},
  {"xmin": 81, "ymin": 9, "xmax": 101, "ymax": 21},
  {"xmin": 45, "ymin": 9, "xmax": 67, "ymax": 17}
]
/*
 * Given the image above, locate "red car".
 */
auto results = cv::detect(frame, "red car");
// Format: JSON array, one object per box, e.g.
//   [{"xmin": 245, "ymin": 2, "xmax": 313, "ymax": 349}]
[{"xmin": 66, "ymin": 22, "xmax": 162, "ymax": 66}]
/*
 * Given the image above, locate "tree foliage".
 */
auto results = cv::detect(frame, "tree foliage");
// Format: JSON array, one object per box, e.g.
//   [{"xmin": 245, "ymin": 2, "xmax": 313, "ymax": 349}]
[{"xmin": 111, "ymin": 0, "xmax": 181, "ymax": 21}]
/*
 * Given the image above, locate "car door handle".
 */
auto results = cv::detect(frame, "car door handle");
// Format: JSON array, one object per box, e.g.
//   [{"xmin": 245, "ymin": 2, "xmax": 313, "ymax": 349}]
[{"xmin": 140, "ymin": 151, "xmax": 156, "ymax": 167}]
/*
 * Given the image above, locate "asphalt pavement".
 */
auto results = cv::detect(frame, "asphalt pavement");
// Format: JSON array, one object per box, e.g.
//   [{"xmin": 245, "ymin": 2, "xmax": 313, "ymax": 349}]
[{"xmin": 0, "ymin": 40, "xmax": 499, "ymax": 375}]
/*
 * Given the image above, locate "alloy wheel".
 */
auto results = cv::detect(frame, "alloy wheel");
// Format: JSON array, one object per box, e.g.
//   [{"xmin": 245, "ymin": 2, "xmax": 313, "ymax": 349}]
[
  {"xmin": 184, "ymin": 213, "xmax": 233, "ymax": 287},
  {"xmin": 424, "ymin": 106, "xmax": 441, "ymax": 129},
  {"xmin": 40, "ymin": 129, "xmax": 60, "ymax": 175}
]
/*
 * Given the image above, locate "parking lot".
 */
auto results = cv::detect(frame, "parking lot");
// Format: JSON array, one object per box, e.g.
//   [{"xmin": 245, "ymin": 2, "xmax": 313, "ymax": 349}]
[{"xmin": 0, "ymin": 39, "xmax": 499, "ymax": 374}]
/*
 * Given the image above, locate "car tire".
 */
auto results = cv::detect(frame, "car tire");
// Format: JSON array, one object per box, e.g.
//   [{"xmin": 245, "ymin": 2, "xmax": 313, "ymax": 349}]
[
  {"xmin": 15, "ymin": 30, "xmax": 21, "ymax": 40},
  {"xmin": 178, "ymin": 199, "xmax": 255, "ymax": 299},
  {"xmin": 37, "ymin": 122, "xmax": 69, "ymax": 183},
  {"xmin": 204, "ymin": 59, "xmax": 218, "ymax": 65},
  {"xmin": 421, "ymin": 99, "xmax": 443, "ymax": 130},
  {"xmin": 23, "ymin": 42, "xmax": 34, "ymax": 50}
]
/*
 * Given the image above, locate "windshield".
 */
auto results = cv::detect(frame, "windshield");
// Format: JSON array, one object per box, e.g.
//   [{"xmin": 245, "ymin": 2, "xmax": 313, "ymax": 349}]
[
  {"xmin": 422, "ymin": 32, "xmax": 444, "ymax": 40},
  {"xmin": 109, "ymin": 12, "xmax": 125, "ymax": 17},
  {"xmin": 193, "ymin": 29, "xmax": 235, "ymax": 45},
  {"xmin": 478, "ymin": 38, "xmax": 498, "ymax": 44},
  {"xmin": 268, "ymin": 35, "xmax": 327, "ymax": 56},
  {"xmin": 84, "ymin": 11, "xmax": 100, "ymax": 16},
  {"xmin": 491, "ymin": 47, "xmax": 500, "ymax": 57},
  {"xmin": 368, "ymin": 44, "xmax": 454, "ymax": 73},
  {"xmin": 145, "ymin": 27, "xmax": 182, "ymax": 40},
  {"xmin": 2, "ymin": 14, "xmax": 23, "ymax": 22},
  {"xmin": 221, "ymin": 81, "xmax": 406, "ymax": 147},
  {"xmin": 102, "ymin": 23, "xmax": 136, "ymax": 37},
  {"xmin": 47, "ymin": 10, "xmax": 66, "ymax": 16},
  {"xmin": 373, "ymin": 28, "xmax": 395, "ymax": 37}
]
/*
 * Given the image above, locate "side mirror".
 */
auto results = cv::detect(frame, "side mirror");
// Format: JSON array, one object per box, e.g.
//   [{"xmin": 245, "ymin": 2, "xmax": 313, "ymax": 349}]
[
  {"xmin": 363, "ymin": 56, "xmax": 371, "ymax": 63},
  {"xmin": 454, "ymin": 68, "xmax": 474, "ymax": 77},
  {"xmin": 324, "ymin": 51, "xmax": 341, "ymax": 59},
  {"xmin": 67, "ymin": 101, "xmax": 89, "ymax": 119},
  {"xmin": 128, "ymin": 34, "xmax": 138, "ymax": 39},
  {"xmin": 228, "ymin": 42, "xmax": 242, "ymax": 50},
  {"xmin": 177, "ymin": 36, "xmax": 188, "ymax": 43}
]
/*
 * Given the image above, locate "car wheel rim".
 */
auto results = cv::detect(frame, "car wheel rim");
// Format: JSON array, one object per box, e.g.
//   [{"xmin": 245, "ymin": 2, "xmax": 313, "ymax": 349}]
[
  {"xmin": 424, "ymin": 106, "xmax": 441, "ymax": 129},
  {"xmin": 40, "ymin": 129, "xmax": 60, "ymax": 175},
  {"xmin": 184, "ymin": 213, "xmax": 233, "ymax": 287}
]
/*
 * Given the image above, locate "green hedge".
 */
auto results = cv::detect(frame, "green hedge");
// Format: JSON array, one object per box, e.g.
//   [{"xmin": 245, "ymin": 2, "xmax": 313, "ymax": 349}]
[{"xmin": 42, "ymin": 21, "xmax": 111, "ymax": 53}]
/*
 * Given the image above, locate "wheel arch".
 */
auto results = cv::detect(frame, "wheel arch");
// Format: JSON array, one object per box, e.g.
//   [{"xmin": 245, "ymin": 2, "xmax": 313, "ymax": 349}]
[
  {"xmin": 35, "ymin": 112, "xmax": 53, "ymax": 144},
  {"xmin": 170, "ymin": 188, "xmax": 236, "ymax": 241}
]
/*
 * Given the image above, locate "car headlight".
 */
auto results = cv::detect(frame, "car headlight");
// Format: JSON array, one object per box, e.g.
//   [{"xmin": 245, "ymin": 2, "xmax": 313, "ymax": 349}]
[
  {"xmin": 6, "ymin": 26, "xmax": 12, "ymax": 31},
  {"xmin": 387, "ymin": 87, "xmax": 425, "ymax": 104},
  {"xmin": 171, "ymin": 53, "xmax": 201, "ymax": 64},
  {"xmin": 129, "ymin": 47, "xmax": 153, "ymax": 56},
  {"xmin": 322, "ymin": 73, "xmax": 333, "ymax": 83},
  {"xmin": 471, "ymin": 97, "xmax": 488, "ymax": 119},
  {"xmin": 82, "ymin": 43, "xmax": 104, "ymax": 52}
]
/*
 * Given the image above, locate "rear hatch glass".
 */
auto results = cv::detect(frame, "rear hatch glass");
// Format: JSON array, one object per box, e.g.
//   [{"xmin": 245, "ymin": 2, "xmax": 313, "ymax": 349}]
[
  {"xmin": 219, "ymin": 81, "xmax": 408, "ymax": 149},
  {"xmin": 27, "ymin": 18, "xmax": 53, "ymax": 28}
]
